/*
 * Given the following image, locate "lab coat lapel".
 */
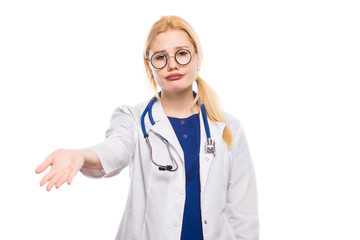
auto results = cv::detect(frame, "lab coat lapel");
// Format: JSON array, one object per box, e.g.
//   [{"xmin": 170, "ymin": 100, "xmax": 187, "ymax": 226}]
[
  {"xmin": 199, "ymin": 107, "xmax": 226, "ymax": 192},
  {"xmin": 145, "ymin": 100, "xmax": 184, "ymax": 163}
]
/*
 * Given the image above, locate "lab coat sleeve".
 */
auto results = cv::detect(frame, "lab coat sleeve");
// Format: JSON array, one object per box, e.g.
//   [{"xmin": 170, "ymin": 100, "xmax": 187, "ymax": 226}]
[
  {"xmin": 80, "ymin": 105, "xmax": 137, "ymax": 178},
  {"xmin": 227, "ymin": 119, "xmax": 259, "ymax": 240}
]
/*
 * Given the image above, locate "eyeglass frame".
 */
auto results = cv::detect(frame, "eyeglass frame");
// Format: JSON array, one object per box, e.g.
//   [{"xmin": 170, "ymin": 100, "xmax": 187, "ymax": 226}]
[{"xmin": 147, "ymin": 48, "xmax": 197, "ymax": 69}]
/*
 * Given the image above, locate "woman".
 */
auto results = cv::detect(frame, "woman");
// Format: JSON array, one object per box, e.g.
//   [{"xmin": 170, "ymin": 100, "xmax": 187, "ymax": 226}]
[{"xmin": 36, "ymin": 15, "xmax": 259, "ymax": 240}]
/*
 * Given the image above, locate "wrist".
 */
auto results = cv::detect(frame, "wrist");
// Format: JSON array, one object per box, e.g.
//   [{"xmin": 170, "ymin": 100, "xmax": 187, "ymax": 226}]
[{"xmin": 79, "ymin": 148, "xmax": 102, "ymax": 169}]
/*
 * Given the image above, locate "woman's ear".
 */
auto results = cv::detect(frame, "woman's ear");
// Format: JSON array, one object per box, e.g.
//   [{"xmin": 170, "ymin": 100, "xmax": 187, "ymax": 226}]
[
  {"xmin": 145, "ymin": 61, "xmax": 154, "ymax": 79},
  {"xmin": 149, "ymin": 69, "xmax": 154, "ymax": 79},
  {"xmin": 196, "ymin": 57, "xmax": 201, "ymax": 71}
]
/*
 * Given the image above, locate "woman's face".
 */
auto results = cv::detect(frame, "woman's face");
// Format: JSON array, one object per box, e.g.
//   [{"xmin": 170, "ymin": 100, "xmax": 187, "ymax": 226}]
[{"xmin": 148, "ymin": 29, "xmax": 198, "ymax": 94}]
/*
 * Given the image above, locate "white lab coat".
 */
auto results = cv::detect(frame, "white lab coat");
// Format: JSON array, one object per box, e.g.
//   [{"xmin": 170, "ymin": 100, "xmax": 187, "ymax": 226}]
[{"xmin": 81, "ymin": 99, "xmax": 259, "ymax": 240}]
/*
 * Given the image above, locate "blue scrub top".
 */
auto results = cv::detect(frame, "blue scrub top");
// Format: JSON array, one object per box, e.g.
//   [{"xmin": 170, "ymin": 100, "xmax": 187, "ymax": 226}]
[{"xmin": 168, "ymin": 113, "xmax": 204, "ymax": 240}]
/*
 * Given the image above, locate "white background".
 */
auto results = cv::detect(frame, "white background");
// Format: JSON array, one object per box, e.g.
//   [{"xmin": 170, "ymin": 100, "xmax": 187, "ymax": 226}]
[{"xmin": 1, "ymin": 0, "xmax": 359, "ymax": 239}]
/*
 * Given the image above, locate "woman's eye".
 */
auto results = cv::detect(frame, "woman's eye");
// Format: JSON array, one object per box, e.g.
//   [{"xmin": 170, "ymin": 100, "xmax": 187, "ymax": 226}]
[
  {"xmin": 177, "ymin": 50, "xmax": 188, "ymax": 56},
  {"xmin": 155, "ymin": 55, "xmax": 165, "ymax": 60}
]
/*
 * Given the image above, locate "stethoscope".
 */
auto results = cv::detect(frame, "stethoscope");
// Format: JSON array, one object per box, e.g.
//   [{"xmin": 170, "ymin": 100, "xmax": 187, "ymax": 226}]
[{"xmin": 141, "ymin": 91, "xmax": 215, "ymax": 172}]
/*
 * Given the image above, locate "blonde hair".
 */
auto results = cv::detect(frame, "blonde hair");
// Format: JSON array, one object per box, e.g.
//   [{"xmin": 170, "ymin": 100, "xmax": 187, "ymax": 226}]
[{"xmin": 143, "ymin": 16, "xmax": 233, "ymax": 149}]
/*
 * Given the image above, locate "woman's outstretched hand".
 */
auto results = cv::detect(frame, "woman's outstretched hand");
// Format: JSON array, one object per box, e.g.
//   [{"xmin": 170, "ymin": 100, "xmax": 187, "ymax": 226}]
[{"xmin": 35, "ymin": 149, "xmax": 85, "ymax": 191}]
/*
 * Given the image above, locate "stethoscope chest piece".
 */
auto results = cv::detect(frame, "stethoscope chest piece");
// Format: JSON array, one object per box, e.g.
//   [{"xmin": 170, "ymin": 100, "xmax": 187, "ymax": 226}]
[{"xmin": 205, "ymin": 138, "xmax": 216, "ymax": 156}]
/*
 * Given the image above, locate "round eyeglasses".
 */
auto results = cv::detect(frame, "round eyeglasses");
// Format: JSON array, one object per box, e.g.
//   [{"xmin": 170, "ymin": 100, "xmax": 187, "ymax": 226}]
[{"xmin": 149, "ymin": 49, "xmax": 194, "ymax": 69}]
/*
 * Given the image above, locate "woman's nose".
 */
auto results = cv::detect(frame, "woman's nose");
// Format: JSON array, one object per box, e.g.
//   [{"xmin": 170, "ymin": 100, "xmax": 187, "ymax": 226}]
[{"xmin": 167, "ymin": 56, "xmax": 179, "ymax": 71}]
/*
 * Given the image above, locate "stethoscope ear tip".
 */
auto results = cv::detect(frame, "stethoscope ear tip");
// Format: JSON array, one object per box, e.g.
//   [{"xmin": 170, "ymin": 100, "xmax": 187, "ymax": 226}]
[{"xmin": 158, "ymin": 165, "xmax": 173, "ymax": 171}]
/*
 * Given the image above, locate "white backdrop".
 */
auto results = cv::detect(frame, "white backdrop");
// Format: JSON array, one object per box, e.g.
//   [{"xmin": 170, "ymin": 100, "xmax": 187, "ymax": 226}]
[{"xmin": 1, "ymin": 0, "xmax": 359, "ymax": 239}]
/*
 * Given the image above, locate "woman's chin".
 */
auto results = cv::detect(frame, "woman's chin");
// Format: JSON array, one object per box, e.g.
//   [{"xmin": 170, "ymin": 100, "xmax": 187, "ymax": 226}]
[{"xmin": 167, "ymin": 86, "xmax": 193, "ymax": 94}]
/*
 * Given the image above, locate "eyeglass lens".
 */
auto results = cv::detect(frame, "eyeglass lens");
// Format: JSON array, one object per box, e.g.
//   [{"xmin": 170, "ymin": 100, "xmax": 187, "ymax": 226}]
[{"xmin": 151, "ymin": 49, "xmax": 192, "ymax": 69}]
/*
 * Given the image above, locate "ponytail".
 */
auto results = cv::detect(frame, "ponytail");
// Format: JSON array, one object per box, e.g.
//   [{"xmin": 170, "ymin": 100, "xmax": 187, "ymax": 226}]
[{"xmin": 194, "ymin": 77, "xmax": 233, "ymax": 149}]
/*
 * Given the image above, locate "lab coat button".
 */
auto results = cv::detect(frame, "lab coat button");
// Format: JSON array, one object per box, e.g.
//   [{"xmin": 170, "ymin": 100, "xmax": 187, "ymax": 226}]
[
  {"xmin": 180, "ymin": 191, "xmax": 184, "ymax": 195},
  {"xmin": 204, "ymin": 220, "xmax": 208, "ymax": 224},
  {"xmin": 174, "ymin": 223, "xmax": 178, "ymax": 227},
  {"xmin": 183, "ymin": 134, "xmax": 187, "ymax": 138}
]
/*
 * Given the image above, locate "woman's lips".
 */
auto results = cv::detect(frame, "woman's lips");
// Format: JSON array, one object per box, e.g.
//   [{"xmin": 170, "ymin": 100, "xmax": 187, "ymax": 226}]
[{"xmin": 166, "ymin": 74, "xmax": 183, "ymax": 80}]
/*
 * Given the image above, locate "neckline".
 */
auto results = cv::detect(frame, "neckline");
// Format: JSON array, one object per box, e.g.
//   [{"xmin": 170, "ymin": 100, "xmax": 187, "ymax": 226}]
[{"xmin": 167, "ymin": 113, "xmax": 199, "ymax": 120}]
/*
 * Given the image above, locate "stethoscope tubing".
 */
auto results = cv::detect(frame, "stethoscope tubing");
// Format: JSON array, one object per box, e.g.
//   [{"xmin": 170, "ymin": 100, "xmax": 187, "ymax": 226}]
[
  {"xmin": 200, "ymin": 104, "xmax": 211, "ymax": 139},
  {"xmin": 141, "ymin": 91, "xmax": 214, "ymax": 171}
]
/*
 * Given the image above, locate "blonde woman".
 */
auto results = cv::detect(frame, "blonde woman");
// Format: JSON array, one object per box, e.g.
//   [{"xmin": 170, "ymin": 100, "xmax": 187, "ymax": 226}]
[{"xmin": 36, "ymin": 15, "xmax": 259, "ymax": 240}]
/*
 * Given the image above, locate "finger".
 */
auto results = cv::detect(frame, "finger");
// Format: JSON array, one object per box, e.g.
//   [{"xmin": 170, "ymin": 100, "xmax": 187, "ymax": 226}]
[
  {"xmin": 35, "ymin": 155, "xmax": 54, "ymax": 174},
  {"xmin": 46, "ymin": 172, "xmax": 63, "ymax": 191},
  {"xmin": 67, "ymin": 168, "xmax": 78, "ymax": 185},
  {"xmin": 55, "ymin": 171, "xmax": 69, "ymax": 189},
  {"xmin": 40, "ymin": 170, "xmax": 56, "ymax": 187}
]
